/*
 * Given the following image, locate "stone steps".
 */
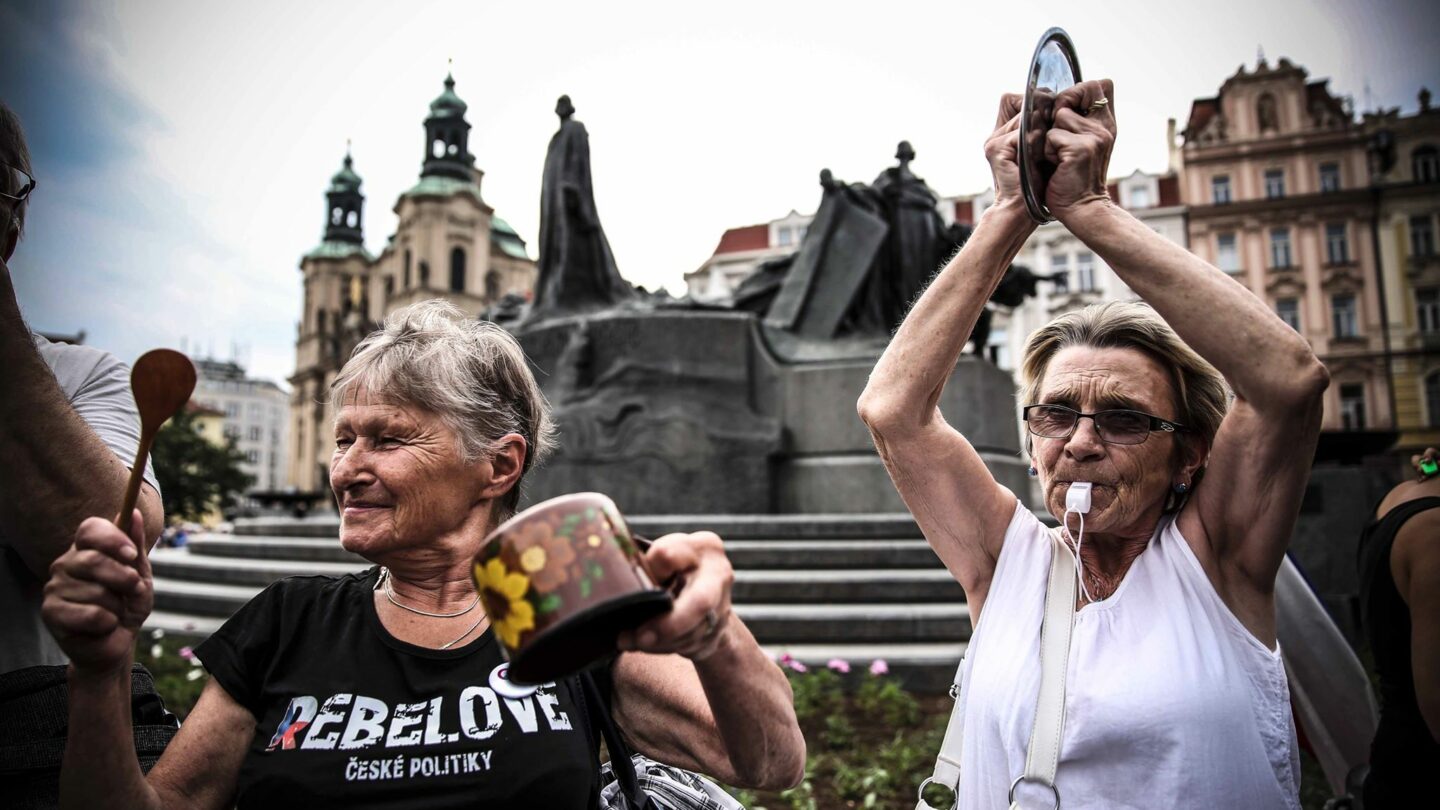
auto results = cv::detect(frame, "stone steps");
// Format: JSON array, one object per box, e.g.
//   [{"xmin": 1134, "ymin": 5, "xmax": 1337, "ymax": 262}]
[
  {"xmin": 147, "ymin": 514, "xmax": 973, "ymax": 692},
  {"xmin": 149, "ymin": 574, "xmax": 970, "ymax": 645},
  {"xmin": 182, "ymin": 535, "xmax": 945, "ymax": 570},
  {"xmin": 151, "ymin": 550, "xmax": 959, "ymax": 602},
  {"xmin": 232, "ymin": 514, "xmax": 929, "ymax": 540}
]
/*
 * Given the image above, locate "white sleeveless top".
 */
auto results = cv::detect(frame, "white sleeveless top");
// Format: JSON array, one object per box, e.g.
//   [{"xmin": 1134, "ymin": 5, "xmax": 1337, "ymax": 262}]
[{"xmin": 955, "ymin": 498, "xmax": 1300, "ymax": 809}]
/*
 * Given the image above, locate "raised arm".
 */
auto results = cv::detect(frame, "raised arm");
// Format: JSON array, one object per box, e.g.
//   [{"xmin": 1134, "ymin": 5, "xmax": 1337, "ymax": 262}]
[
  {"xmin": 1, "ymin": 259, "xmax": 164, "ymax": 577},
  {"xmin": 1045, "ymin": 80, "xmax": 1329, "ymax": 595},
  {"xmin": 43, "ymin": 515, "xmax": 249, "ymax": 810},
  {"xmin": 613, "ymin": 532, "xmax": 805, "ymax": 790},
  {"xmin": 856, "ymin": 96, "xmax": 1035, "ymax": 610}
]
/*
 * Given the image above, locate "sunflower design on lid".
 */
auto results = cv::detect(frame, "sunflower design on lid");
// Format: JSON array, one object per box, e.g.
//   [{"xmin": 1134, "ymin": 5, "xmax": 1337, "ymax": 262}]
[{"xmin": 473, "ymin": 558, "xmax": 535, "ymax": 649}]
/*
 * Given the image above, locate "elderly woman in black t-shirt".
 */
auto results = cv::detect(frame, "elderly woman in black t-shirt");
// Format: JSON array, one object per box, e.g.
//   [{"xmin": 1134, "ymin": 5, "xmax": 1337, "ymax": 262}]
[{"xmin": 42, "ymin": 300, "xmax": 806, "ymax": 809}]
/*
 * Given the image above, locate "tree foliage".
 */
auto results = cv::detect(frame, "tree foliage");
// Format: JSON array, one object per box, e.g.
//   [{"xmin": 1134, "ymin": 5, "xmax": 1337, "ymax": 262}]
[{"xmin": 150, "ymin": 409, "xmax": 253, "ymax": 522}]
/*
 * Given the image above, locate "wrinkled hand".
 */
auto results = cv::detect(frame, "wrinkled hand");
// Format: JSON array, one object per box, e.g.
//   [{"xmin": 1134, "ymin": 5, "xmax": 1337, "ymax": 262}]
[
  {"xmin": 42, "ymin": 511, "xmax": 153, "ymax": 675},
  {"xmin": 618, "ymin": 532, "xmax": 734, "ymax": 661},
  {"xmin": 984, "ymin": 94, "xmax": 1025, "ymax": 211},
  {"xmin": 1414, "ymin": 447, "xmax": 1439, "ymax": 480},
  {"xmin": 1044, "ymin": 79, "xmax": 1117, "ymax": 220}
]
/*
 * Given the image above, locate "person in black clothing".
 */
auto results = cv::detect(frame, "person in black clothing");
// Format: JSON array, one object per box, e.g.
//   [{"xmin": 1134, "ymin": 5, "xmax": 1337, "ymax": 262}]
[
  {"xmin": 1358, "ymin": 446, "xmax": 1440, "ymax": 807},
  {"xmin": 41, "ymin": 300, "xmax": 806, "ymax": 809}
]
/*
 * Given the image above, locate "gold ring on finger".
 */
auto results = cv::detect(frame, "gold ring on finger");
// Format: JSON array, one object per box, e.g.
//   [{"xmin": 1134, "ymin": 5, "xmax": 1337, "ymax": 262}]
[{"xmin": 1087, "ymin": 97, "xmax": 1109, "ymax": 114}]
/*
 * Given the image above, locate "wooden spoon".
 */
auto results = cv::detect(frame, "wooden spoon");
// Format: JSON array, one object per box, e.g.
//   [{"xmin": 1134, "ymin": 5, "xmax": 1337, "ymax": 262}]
[{"xmin": 113, "ymin": 349, "xmax": 196, "ymax": 531}]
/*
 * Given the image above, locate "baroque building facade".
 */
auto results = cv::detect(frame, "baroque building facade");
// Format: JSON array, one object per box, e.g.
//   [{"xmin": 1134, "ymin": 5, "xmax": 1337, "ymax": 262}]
[
  {"xmin": 288, "ymin": 73, "xmax": 537, "ymax": 495},
  {"xmin": 192, "ymin": 358, "xmax": 290, "ymax": 493},
  {"xmin": 1182, "ymin": 57, "xmax": 1388, "ymax": 433},
  {"xmin": 686, "ymin": 210, "xmax": 813, "ymax": 302},
  {"xmin": 1366, "ymin": 90, "xmax": 1440, "ymax": 456}
]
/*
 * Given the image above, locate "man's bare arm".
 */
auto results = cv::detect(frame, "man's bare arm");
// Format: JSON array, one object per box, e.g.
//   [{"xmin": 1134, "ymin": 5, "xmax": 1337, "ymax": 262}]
[{"xmin": 0, "ymin": 259, "xmax": 163, "ymax": 576}]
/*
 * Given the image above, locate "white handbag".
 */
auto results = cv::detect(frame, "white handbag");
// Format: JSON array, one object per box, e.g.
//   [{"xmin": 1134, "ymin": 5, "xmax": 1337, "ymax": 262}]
[{"xmin": 917, "ymin": 535, "xmax": 1077, "ymax": 810}]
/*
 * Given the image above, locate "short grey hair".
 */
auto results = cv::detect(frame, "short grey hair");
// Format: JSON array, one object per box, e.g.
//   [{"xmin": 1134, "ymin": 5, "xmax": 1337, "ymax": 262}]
[
  {"xmin": 330, "ymin": 299, "xmax": 556, "ymax": 517},
  {"xmin": 1019, "ymin": 301, "xmax": 1230, "ymax": 511}
]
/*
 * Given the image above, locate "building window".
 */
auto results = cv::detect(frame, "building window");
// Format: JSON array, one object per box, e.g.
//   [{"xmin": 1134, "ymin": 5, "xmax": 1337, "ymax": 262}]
[
  {"xmin": 224, "ymin": 401, "xmax": 240, "ymax": 418},
  {"xmin": 1269, "ymin": 228, "xmax": 1293, "ymax": 268},
  {"xmin": 1264, "ymin": 169, "xmax": 1286, "ymax": 199},
  {"xmin": 1427, "ymin": 371, "xmax": 1440, "ymax": 426},
  {"xmin": 1331, "ymin": 294, "xmax": 1358, "ymax": 338},
  {"xmin": 1050, "ymin": 254, "xmax": 1070, "ymax": 293},
  {"xmin": 1412, "ymin": 215, "xmax": 1436, "ymax": 257},
  {"xmin": 1076, "ymin": 252, "xmax": 1096, "ymax": 291},
  {"xmin": 1325, "ymin": 223, "xmax": 1350, "ymax": 265},
  {"xmin": 484, "ymin": 271, "xmax": 501, "ymax": 301},
  {"xmin": 776, "ymin": 227, "xmax": 794, "ymax": 247},
  {"xmin": 1418, "ymin": 288, "xmax": 1440, "ymax": 334},
  {"xmin": 384, "ymin": 276, "xmax": 395, "ymax": 299},
  {"xmin": 1318, "ymin": 163, "xmax": 1341, "ymax": 193},
  {"xmin": 248, "ymin": 426, "xmax": 262, "ymax": 441},
  {"xmin": 1216, "ymin": 233, "xmax": 1240, "ymax": 273},
  {"xmin": 1414, "ymin": 145, "xmax": 1439, "ymax": 184},
  {"xmin": 419, "ymin": 261, "xmax": 430, "ymax": 288},
  {"xmin": 449, "ymin": 247, "xmax": 466, "ymax": 293},
  {"xmin": 1339, "ymin": 383, "xmax": 1366, "ymax": 430},
  {"xmin": 1128, "ymin": 186, "xmax": 1150, "ymax": 209},
  {"xmin": 1276, "ymin": 298, "xmax": 1301, "ymax": 331},
  {"xmin": 1211, "ymin": 175, "xmax": 1232, "ymax": 204},
  {"xmin": 224, "ymin": 424, "xmax": 241, "ymax": 439},
  {"xmin": 404, "ymin": 250, "xmax": 412, "ymax": 288},
  {"xmin": 245, "ymin": 449, "xmax": 261, "ymax": 464}
]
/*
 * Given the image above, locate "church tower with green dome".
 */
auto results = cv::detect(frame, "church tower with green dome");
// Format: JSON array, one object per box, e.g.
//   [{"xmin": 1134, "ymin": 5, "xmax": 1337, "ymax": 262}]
[
  {"xmin": 421, "ymin": 71, "xmax": 475, "ymax": 181},
  {"xmin": 288, "ymin": 70, "xmax": 538, "ymax": 496},
  {"xmin": 323, "ymin": 143, "xmax": 365, "ymax": 246}
]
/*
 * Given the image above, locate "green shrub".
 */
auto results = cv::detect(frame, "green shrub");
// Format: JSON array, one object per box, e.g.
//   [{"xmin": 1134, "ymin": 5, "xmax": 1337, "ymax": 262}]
[{"xmin": 135, "ymin": 631, "xmax": 209, "ymax": 721}]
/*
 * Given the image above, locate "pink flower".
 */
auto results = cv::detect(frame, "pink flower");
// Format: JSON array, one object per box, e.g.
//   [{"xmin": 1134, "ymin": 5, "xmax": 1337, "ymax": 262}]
[
  {"xmin": 826, "ymin": 658, "xmax": 851, "ymax": 674},
  {"xmin": 777, "ymin": 653, "xmax": 808, "ymax": 673},
  {"xmin": 869, "ymin": 659, "xmax": 889, "ymax": 676},
  {"xmin": 178, "ymin": 646, "xmax": 195, "ymax": 661}
]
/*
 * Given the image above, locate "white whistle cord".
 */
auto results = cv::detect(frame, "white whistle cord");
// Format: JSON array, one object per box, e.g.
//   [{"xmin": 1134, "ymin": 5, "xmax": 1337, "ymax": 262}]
[{"xmin": 1063, "ymin": 482, "xmax": 1094, "ymax": 605}]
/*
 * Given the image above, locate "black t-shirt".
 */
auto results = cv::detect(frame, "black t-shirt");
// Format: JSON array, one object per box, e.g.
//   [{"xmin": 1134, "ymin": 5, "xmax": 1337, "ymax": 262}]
[{"xmin": 195, "ymin": 568, "xmax": 600, "ymax": 809}]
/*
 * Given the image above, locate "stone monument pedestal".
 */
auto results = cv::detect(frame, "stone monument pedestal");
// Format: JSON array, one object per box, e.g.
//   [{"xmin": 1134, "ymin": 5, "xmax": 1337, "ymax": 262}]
[{"xmin": 516, "ymin": 309, "xmax": 1028, "ymax": 515}]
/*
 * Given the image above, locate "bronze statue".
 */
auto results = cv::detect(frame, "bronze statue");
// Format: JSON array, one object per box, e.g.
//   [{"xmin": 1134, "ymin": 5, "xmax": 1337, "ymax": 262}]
[
  {"xmin": 528, "ymin": 95, "xmax": 634, "ymax": 321},
  {"xmin": 761, "ymin": 142, "xmax": 964, "ymax": 340}
]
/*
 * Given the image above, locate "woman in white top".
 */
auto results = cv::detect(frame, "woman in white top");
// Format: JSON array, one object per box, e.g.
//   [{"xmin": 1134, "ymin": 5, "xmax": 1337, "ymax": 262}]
[{"xmin": 858, "ymin": 80, "xmax": 1327, "ymax": 809}]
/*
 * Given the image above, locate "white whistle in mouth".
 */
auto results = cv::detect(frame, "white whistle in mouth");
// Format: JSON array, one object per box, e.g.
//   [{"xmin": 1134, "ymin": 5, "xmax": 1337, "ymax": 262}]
[{"xmin": 1066, "ymin": 481, "xmax": 1093, "ymax": 515}]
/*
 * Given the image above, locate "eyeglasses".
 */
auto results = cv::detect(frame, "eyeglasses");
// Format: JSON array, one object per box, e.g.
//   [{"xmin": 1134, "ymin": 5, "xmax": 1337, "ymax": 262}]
[
  {"xmin": 1022, "ymin": 404, "xmax": 1186, "ymax": 445},
  {"xmin": 1, "ymin": 163, "xmax": 36, "ymax": 203}
]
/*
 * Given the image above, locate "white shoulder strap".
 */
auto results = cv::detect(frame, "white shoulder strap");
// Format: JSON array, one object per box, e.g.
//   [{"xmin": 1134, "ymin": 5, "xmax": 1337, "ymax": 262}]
[{"xmin": 917, "ymin": 536, "xmax": 1076, "ymax": 810}]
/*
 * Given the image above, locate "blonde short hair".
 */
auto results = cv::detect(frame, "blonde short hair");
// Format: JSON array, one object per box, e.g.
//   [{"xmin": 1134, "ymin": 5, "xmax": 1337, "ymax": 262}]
[
  {"xmin": 330, "ymin": 300, "xmax": 555, "ymax": 518},
  {"xmin": 1019, "ymin": 301, "xmax": 1230, "ymax": 508}
]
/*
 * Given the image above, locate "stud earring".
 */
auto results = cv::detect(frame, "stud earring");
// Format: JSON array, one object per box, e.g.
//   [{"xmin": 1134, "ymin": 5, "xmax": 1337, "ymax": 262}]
[
  {"xmin": 1173, "ymin": 481, "xmax": 1189, "ymax": 494},
  {"xmin": 1027, "ymin": 466, "xmax": 1038, "ymax": 477}
]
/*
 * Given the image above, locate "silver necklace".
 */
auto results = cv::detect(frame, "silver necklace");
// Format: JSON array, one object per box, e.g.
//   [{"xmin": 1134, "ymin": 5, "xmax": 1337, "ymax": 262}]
[
  {"xmin": 378, "ymin": 567, "xmax": 480, "ymax": 618},
  {"xmin": 440, "ymin": 613, "xmax": 487, "ymax": 649}
]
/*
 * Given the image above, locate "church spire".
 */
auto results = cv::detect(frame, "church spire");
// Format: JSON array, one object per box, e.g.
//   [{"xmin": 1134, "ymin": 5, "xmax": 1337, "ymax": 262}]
[
  {"xmin": 421, "ymin": 64, "xmax": 475, "ymax": 181},
  {"xmin": 323, "ymin": 141, "xmax": 365, "ymax": 245}
]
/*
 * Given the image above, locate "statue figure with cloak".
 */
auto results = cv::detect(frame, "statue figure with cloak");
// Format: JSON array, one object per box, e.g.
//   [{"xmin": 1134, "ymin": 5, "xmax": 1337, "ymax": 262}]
[
  {"xmin": 845, "ymin": 141, "xmax": 953, "ymax": 334},
  {"xmin": 528, "ymin": 95, "xmax": 634, "ymax": 321}
]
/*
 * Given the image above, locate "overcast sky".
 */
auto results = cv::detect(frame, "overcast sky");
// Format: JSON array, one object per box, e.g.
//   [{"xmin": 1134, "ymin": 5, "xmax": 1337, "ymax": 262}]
[{"xmin": 3, "ymin": 0, "xmax": 1437, "ymax": 386}]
